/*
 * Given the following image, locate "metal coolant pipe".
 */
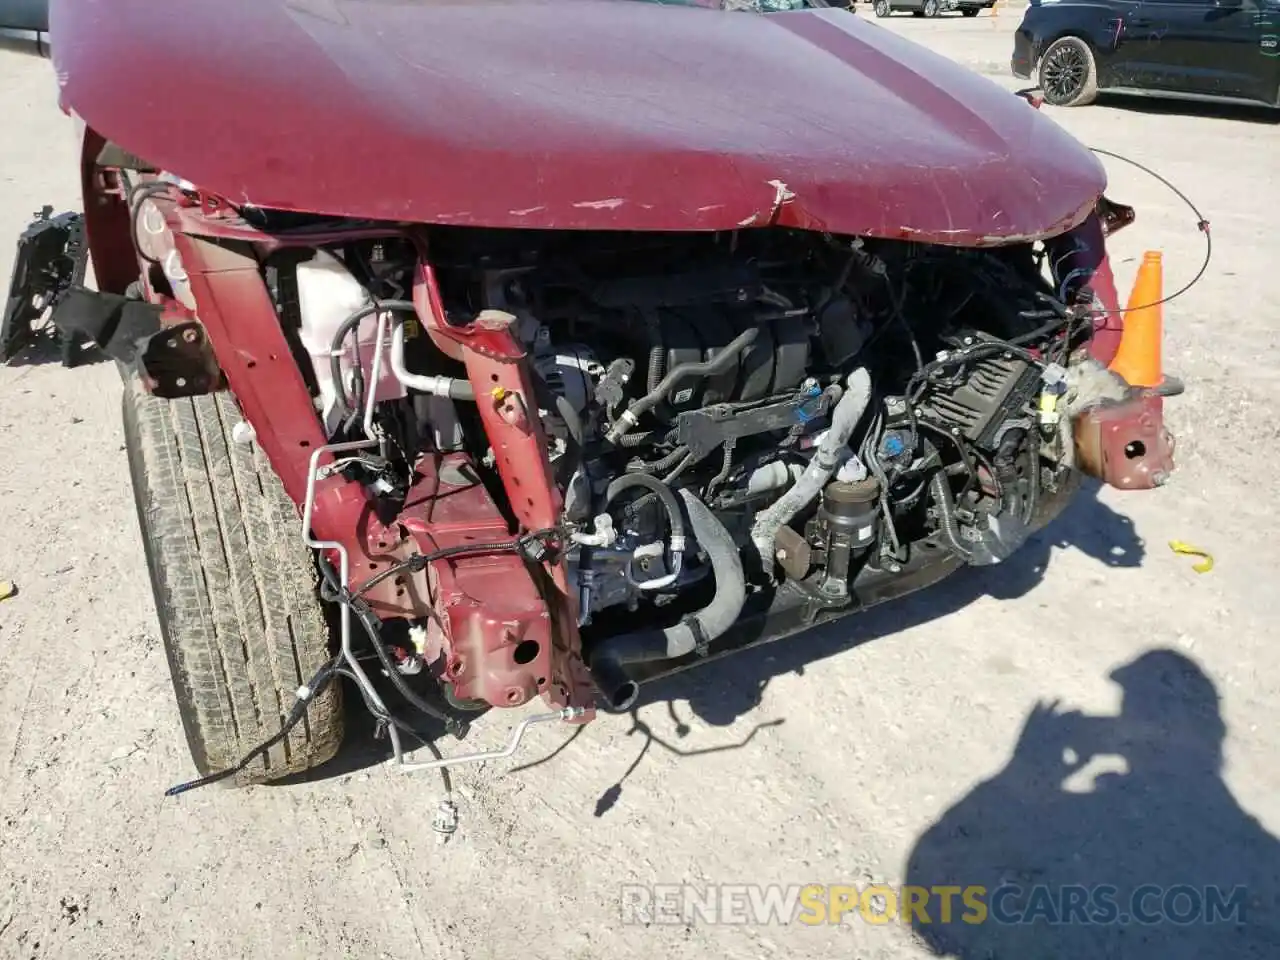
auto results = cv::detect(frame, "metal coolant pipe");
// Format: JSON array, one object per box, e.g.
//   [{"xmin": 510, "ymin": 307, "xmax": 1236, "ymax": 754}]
[
  {"xmin": 749, "ymin": 367, "xmax": 872, "ymax": 569},
  {"xmin": 389, "ymin": 317, "xmax": 476, "ymax": 400}
]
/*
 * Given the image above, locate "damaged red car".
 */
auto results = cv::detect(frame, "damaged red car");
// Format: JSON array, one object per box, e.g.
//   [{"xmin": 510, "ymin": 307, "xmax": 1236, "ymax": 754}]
[{"xmin": 1, "ymin": 0, "xmax": 1178, "ymax": 790}]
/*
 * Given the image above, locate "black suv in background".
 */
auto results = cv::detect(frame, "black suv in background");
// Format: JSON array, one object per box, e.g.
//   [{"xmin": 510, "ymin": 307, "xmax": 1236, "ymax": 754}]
[
  {"xmin": 1013, "ymin": 0, "xmax": 1280, "ymax": 107},
  {"xmin": 871, "ymin": 0, "xmax": 996, "ymax": 17}
]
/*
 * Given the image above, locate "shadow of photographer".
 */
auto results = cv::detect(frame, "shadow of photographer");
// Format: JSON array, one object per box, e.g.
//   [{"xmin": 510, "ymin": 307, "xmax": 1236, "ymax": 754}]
[{"xmin": 905, "ymin": 648, "xmax": 1280, "ymax": 958}]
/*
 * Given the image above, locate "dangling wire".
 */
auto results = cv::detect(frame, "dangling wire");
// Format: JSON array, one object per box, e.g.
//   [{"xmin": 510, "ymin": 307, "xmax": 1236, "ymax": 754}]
[{"xmin": 1087, "ymin": 146, "xmax": 1212, "ymax": 315}]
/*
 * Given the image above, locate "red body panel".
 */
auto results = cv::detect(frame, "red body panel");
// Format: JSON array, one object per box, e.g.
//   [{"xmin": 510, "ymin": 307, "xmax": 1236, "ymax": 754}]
[
  {"xmin": 158, "ymin": 215, "xmax": 596, "ymax": 715},
  {"xmin": 51, "ymin": 0, "xmax": 1105, "ymax": 243}
]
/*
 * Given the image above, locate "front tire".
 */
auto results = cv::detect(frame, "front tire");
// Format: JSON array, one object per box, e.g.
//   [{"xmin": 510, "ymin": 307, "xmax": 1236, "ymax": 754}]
[
  {"xmin": 1038, "ymin": 36, "xmax": 1099, "ymax": 107},
  {"xmin": 923, "ymin": 0, "xmax": 940, "ymax": 15},
  {"xmin": 123, "ymin": 378, "xmax": 343, "ymax": 785},
  {"xmin": 874, "ymin": 0, "xmax": 892, "ymax": 15}
]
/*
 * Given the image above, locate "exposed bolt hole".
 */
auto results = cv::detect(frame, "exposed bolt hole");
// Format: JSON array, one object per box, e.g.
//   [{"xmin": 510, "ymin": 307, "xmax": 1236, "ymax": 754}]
[
  {"xmin": 512, "ymin": 640, "xmax": 540, "ymax": 665},
  {"xmin": 1124, "ymin": 440, "xmax": 1147, "ymax": 460},
  {"xmin": 246, "ymin": 360, "xmax": 257, "ymax": 369},
  {"xmin": 377, "ymin": 540, "xmax": 387, "ymax": 549},
  {"xmin": 396, "ymin": 588, "xmax": 405, "ymax": 597},
  {"xmin": 526, "ymin": 497, "xmax": 534, "ymax": 508},
  {"xmin": 490, "ymin": 373, "xmax": 500, "ymax": 382},
  {"xmin": 368, "ymin": 563, "xmax": 378, "ymax": 571},
  {"xmin": 506, "ymin": 690, "xmax": 523, "ymax": 704},
  {"xmin": 536, "ymin": 676, "xmax": 547, "ymax": 686},
  {"xmin": 512, "ymin": 476, "xmax": 521, "ymax": 487},
  {"xmin": 462, "ymin": 535, "xmax": 475, "ymax": 541},
  {"xmin": 299, "ymin": 440, "xmax": 311, "ymax": 448},
  {"xmin": 269, "ymin": 353, "xmax": 278, "ymax": 361}
]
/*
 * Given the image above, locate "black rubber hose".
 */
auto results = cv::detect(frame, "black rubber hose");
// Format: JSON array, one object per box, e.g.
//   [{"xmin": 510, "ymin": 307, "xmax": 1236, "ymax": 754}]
[
  {"xmin": 604, "ymin": 326, "xmax": 759, "ymax": 442},
  {"xmin": 930, "ymin": 471, "xmax": 973, "ymax": 562},
  {"xmin": 619, "ymin": 430, "xmax": 657, "ymax": 448},
  {"xmin": 351, "ymin": 598, "xmax": 465, "ymax": 735},
  {"xmin": 601, "ymin": 473, "xmax": 685, "ymax": 548},
  {"xmin": 586, "ymin": 489, "xmax": 746, "ymax": 711},
  {"xmin": 1024, "ymin": 443, "xmax": 1041, "ymax": 527},
  {"xmin": 994, "ymin": 428, "xmax": 1037, "ymax": 525},
  {"xmin": 646, "ymin": 345, "xmax": 666, "ymax": 392},
  {"xmin": 626, "ymin": 444, "xmax": 689, "ymax": 475},
  {"xmin": 328, "ymin": 299, "xmax": 418, "ymax": 419},
  {"xmin": 528, "ymin": 370, "xmax": 583, "ymax": 448}
]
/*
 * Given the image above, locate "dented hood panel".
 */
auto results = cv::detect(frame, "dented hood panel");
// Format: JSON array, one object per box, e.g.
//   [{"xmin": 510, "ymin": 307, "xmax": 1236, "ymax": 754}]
[{"xmin": 50, "ymin": 0, "xmax": 1106, "ymax": 242}]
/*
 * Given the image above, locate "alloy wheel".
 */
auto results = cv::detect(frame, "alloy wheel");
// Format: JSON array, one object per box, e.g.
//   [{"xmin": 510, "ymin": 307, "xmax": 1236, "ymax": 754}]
[{"xmin": 1042, "ymin": 42, "xmax": 1088, "ymax": 104}]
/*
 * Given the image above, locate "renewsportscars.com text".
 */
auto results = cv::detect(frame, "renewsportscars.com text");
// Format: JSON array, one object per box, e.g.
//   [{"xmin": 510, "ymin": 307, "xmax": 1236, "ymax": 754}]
[{"xmin": 619, "ymin": 883, "xmax": 1249, "ymax": 927}]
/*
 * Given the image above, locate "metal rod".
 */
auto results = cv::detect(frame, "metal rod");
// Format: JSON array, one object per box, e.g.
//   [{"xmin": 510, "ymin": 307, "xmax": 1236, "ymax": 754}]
[
  {"xmin": 388, "ymin": 316, "xmax": 474, "ymax": 399},
  {"xmin": 393, "ymin": 708, "xmax": 584, "ymax": 772},
  {"xmin": 363, "ymin": 310, "xmax": 390, "ymax": 458}
]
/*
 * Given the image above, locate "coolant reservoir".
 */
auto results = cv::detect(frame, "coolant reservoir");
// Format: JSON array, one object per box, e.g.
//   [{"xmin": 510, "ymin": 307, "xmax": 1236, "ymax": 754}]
[{"xmin": 295, "ymin": 249, "xmax": 405, "ymax": 433}]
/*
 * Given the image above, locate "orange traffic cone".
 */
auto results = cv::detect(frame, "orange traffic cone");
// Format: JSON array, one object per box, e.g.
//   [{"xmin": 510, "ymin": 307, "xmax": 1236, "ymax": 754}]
[{"xmin": 1109, "ymin": 250, "xmax": 1165, "ymax": 389}]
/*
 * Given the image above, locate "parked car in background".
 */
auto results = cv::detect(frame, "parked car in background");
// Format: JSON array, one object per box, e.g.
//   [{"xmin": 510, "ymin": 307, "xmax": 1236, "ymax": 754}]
[
  {"xmin": 873, "ymin": 0, "xmax": 994, "ymax": 16},
  {"xmin": 1013, "ymin": 0, "xmax": 1280, "ymax": 107}
]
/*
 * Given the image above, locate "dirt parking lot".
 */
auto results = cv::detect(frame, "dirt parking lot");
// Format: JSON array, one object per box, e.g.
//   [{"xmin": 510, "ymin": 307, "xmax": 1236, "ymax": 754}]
[{"xmin": 1, "ymin": 13, "xmax": 1278, "ymax": 960}]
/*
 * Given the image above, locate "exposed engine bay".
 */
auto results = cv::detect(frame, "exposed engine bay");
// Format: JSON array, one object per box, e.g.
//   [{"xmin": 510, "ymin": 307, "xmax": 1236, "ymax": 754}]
[
  {"xmin": 1, "ymin": 0, "xmax": 1191, "ymax": 803},
  {"xmin": 263, "ymin": 222, "xmax": 1127, "ymax": 714},
  {"xmin": 4, "ymin": 156, "xmax": 1181, "ymax": 791}
]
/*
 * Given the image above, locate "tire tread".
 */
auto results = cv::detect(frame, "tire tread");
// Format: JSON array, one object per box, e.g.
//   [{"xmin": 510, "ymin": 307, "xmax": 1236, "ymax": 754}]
[{"xmin": 123, "ymin": 379, "xmax": 342, "ymax": 784}]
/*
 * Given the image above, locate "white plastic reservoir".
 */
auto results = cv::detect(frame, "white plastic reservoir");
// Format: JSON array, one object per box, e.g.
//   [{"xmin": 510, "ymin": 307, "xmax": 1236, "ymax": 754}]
[{"xmin": 295, "ymin": 249, "xmax": 406, "ymax": 434}]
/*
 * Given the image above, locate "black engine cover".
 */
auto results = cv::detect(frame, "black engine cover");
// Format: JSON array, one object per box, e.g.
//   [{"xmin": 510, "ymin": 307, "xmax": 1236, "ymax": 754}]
[
  {"xmin": 914, "ymin": 335, "xmax": 1041, "ymax": 450},
  {"xmin": 649, "ymin": 308, "xmax": 810, "ymax": 418}
]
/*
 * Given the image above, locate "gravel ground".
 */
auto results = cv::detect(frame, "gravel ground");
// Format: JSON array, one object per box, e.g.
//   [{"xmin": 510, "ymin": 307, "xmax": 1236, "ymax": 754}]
[{"xmin": 2, "ymin": 16, "xmax": 1278, "ymax": 960}]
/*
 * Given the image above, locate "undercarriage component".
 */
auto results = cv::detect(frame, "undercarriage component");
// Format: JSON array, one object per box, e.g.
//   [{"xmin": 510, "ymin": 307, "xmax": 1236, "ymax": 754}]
[{"xmin": 390, "ymin": 708, "xmax": 585, "ymax": 773}]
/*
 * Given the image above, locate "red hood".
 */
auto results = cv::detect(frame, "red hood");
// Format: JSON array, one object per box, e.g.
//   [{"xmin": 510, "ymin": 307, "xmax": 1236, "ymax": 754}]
[{"xmin": 50, "ymin": 0, "xmax": 1106, "ymax": 243}]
